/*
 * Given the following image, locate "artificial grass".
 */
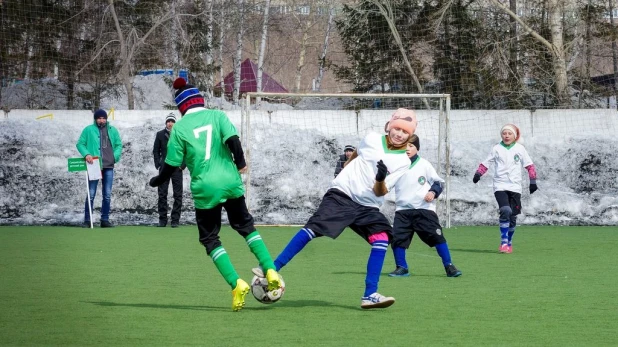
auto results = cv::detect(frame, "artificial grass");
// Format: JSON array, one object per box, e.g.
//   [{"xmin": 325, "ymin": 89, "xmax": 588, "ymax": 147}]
[{"xmin": 0, "ymin": 225, "xmax": 616, "ymax": 346}]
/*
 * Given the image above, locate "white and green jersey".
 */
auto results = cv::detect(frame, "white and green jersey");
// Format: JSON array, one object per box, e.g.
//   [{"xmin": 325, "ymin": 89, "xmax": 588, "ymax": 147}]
[
  {"xmin": 394, "ymin": 156, "xmax": 444, "ymax": 212},
  {"xmin": 330, "ymin": 132, "xmax": 410, "ymax": 208},
  {"xmin": 165, "ymin": 107, "xmax": 244, "ymax": 209},
  {"xmin": 481, "ymin": 142, "xmax": 533, "ymax": 194}
]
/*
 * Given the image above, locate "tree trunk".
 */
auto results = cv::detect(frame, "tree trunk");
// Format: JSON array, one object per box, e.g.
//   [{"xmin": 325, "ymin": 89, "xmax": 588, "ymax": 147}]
[
  {"xmin": 233, "ymin": 0, "xmax": 245, "ymax": 105},
  {"xmin": 256, "ymin": 0, "xmax": 271, "ymax": 108},
  {"xmin": 548, "ymin": 0, "xmax": 568, "ymax": 106},
  {"xmin": 315, "ymin": 5, "xmax": 334, "ymax": 92},
  {"xmin": 508, "ymin": 0, "xmax": 517, "ymax": 80},
  {"xmin": 204, "ymin": 0, "xmax": 214, "ymax": 100},
  {"xmin": 609, "ymin": 0, "xmax": 618, "ymax": 106},
  {"xmin": 294, "ymin": 28, "xmax": 309, "ymax": 92}
]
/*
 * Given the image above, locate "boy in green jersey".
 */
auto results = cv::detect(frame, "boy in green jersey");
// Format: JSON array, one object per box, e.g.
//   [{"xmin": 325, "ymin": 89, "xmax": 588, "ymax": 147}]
[{"xmin": 149, "ymin": 78, "xmax": 281, "ymax": 311}]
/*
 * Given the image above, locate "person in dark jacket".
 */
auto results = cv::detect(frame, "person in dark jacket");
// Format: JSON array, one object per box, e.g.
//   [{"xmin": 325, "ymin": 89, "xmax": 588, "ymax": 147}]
[
  {"xmin": 153, "ymin": 113, "xmax": 185, "ymax": 227},
  {"xmin": 334, "ymin": 145, "xmax": 355, "ymax": 177}
]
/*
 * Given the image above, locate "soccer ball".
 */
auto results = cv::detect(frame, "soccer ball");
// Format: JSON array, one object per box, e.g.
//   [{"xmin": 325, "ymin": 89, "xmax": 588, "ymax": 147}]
[{"xmin": 250, "ymin": 274, "xmax": 285, "ymax": 304}]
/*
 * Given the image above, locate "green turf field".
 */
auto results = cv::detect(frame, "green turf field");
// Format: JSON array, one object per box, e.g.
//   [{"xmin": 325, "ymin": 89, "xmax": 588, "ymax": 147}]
[{"xmin": 0, "ymin": 225, "xmax": 617, "ymax": 346}]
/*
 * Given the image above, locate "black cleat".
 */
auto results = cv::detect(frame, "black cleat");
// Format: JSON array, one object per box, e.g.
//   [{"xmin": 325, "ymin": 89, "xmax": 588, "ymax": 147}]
[
  {"xmin": 445, "ymin": 263, "xmax": 462, "ymax": 277},
  {"xmin": 100, "ymin": 220, "xmax": 114, "ymax": 228},
  {"xmin": 388, "ymin": 266, "xmax": 410, "ymax": 277},
  {"xmin": 157, "ymin": 221, "xmax": 167, "ymax": 227},
  {"xmin": 171, "ymin": 222, "xmax": 179, "ymax": 228},
  {"xmin": 82, "ymin": 221, "xmax": 91, "ymax": 228}
]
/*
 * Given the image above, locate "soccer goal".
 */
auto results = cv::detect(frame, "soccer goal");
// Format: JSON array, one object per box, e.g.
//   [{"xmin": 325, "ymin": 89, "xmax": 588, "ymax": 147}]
[{"xmin": 241, "ymin": 92, "xmax": 452, "ymax": 228}]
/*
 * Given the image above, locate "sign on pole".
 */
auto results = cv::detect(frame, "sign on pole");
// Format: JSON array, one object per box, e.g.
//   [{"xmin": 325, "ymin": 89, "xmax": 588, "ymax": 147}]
[{"xmin": 68, "ymin": 157, "xmax": 93, "ymax": 229}]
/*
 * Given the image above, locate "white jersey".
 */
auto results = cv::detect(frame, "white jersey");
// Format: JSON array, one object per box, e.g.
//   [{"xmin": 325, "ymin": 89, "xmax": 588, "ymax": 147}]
[
  {"xmin": 481, "ymin": 142, "xmax": 533, "ymax": 194},
  {"xmin": 394, "ymin": 156, "xmax": 444, "ymax": 212},
  {"xmin": 330, "ymin": 132, "xmax": 410, "ymax": 208}
]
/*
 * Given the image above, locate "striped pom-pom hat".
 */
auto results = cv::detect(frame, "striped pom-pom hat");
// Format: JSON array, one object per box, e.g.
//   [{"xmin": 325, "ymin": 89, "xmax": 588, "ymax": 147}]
[{"xmin": 172, "ymin": 77, "xmax": 205, "ymax": 115}]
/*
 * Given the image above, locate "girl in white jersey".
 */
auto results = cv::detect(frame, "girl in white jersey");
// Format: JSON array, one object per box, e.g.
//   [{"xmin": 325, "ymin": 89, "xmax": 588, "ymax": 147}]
[
  {"xmin": 472, "ymin": 124, "xmax": 538, "ymax": 253},
  {"xmin": 254, "ymin": 109, "xmax": 417, "ymax": 309},
  {"xmin": 387, "ymin": 136, "xmax": 462, "ymax": 278}
]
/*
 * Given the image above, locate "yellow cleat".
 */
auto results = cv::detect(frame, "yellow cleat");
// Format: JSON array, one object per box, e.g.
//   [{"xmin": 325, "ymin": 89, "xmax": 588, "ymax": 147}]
[
  {"xmin": 231, "ymin": 279, "xmax": 250, "ymax": 312},
  {"xmin": 265, "ymin": 269, "xmax": 281, "ymax": 291}
]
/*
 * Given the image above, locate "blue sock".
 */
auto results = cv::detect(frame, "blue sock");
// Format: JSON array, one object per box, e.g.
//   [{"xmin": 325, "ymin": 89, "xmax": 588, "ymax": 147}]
[
  {"xmin": 499, "ymin": 221, "xmax": 509, "ymax": 244},
  {"xmin": 364, "ymin": 240, "xmax": 388, "ymax": 297},
  {"xmin": 507, "ymin": 227, "xmax": 515, "ymax": 245},
  {"xmin": 435, "ymin": 242, "xmax": 453, "ymax": 267},
  {"xmin": 393, "ymin": 246, "xmax": 408, "ymax": 269},
  {"xmin": 274, "ymin": 228, "xmax": 314, "ymax": 271}
]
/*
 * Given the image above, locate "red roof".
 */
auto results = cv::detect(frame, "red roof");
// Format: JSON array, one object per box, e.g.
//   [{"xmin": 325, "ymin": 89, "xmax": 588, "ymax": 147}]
[{"xmin": 220, "ymin": 59, "xmax": 288, "ymax": 94}]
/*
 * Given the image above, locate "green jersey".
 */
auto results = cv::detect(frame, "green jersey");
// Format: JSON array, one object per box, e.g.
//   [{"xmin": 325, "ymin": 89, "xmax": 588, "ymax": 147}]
[{"xmin": 165, "ymin": 109, "xmax": 244, "ymax": 209}]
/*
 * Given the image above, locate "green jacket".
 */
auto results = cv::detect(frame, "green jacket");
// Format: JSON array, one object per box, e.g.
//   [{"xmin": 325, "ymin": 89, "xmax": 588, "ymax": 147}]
[{"xmin": 76, "ymin": 121, "xmax": 123, "ymax": 166}]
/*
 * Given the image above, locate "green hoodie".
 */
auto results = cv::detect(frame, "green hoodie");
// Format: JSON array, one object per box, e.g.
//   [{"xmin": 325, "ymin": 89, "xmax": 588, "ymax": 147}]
[{"xmin": 76, "ymin": 121, "xmax": 123, "ymax": 167}]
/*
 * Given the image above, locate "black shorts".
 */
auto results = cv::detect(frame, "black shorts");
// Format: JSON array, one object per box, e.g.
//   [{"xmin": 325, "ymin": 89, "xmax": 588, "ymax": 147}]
[
  {"xmin": 494, "ymin": 191, "xmax": 522, "ymax": 216},
  {"xmin": 392, "ymin": 209, "xmax": 446, "ymax": 248},
  {"xmin": 195, "ymin": 195, "xmax": 255, "ymax": 254},
  {"xmin": 304, "ymin": 189, "xmax": 392, "ymax": 242}
]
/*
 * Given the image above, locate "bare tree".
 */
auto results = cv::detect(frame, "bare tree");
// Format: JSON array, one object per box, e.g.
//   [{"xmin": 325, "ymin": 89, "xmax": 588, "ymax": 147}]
[
  {"xmin": 78, "ymin": 0, "xmax": 176, "ymax": 109},
  {"xmin": 369, "ymin": 0, "xmax": 430, "ymax": 109},
  {"xmin": 256, "ymin": 0, "xmax": 271, "ymax": 107},
  {"xmin": 485, "ymin": 0, "xmax": 571, "ymax": 105},
  {"xmin": 204, "ymin": 0, "xmax": 215, "ymax": 101},
  {"xmin": 232, "ymin": 0, "xmax": 246, "ymax": 104},
  {"xmin": 315, "ymin": 1, "xmax": 336, "ymax": 92}
]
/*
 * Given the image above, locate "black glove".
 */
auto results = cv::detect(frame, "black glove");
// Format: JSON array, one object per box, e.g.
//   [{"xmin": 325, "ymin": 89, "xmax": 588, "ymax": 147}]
[
  {"xmin": 473, "ymin": 172, "xmax": 481, "ymax": 184},
  {"xmin": 375, "ymin": 160, "xmax": 388, "ymax": 182},
  {"xmin": 149, "ymin": 176, "xmax": 162, "ymax": 187},
  {"xmin": 529, "ymin": 183, "xmax": 538, "ymax": 194}
]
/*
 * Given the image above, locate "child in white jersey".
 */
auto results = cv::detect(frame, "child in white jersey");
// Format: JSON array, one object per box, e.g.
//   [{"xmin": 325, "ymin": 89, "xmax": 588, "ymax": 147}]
[
  {"xmin": 472, "ymin": 124, "xmax": 538, "ymax": 253},
  {"xmin": 254, "ymin": 108, "xmax": 417, "ymax": 309},
  {"xmin": 387, "ymin": 135, "xmax": 462, "ymax": 278}
]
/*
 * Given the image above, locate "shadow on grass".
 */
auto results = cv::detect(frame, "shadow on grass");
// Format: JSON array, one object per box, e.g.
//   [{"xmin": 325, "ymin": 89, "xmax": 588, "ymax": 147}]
[
  {"xmin": 84, "ymin": 299, "xmax": 358, "ymax": 312},
  {"xmin": 449, "ymin": 248, "xmax": 497, "ymax": 254},
  {"xmin": 84, "ymin": 301, "xmax": 229, "ymax": 312},
  {"xmin": 274, "ymin": 299, "xmax": 358, "ymax": 311}
]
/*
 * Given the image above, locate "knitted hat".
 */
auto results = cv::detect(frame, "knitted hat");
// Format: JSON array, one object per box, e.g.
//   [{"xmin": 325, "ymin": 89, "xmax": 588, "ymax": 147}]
[
  {"xmin": 385, "ymin": 108, "xmax": 417, "ymax": 135},
  {"xmin": 501, "ymin": 124, "xmax": 520, "ymax": 141},
  {"xmin": 344, "ymin": 145, "xmax": 355, "ymax": 152},
  {"xmin": 409, "ymin": 134, "xmax": 420, "ymax": 151},
  {"xmin": 173, "ymin": 77, "xmax": 205, "ymax": 115},
  {"xmin": 165, "ymin": 113, "xmax": 176, "ymax": 124},
  {"xmin": 93, "ymin": 109, "xmax": 107, "ymax": 119}
]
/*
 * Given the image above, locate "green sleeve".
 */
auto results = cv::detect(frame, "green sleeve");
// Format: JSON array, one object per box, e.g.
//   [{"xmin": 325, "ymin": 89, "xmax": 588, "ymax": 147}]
[
  {"xmin": 76, "ymin": 127, "xmax": 89, "ymax": 157},
  {"xmin": 165, "ymin": 127, "xmax": 185, "ymax": 167},
  {"xmin": 111, "ymin": 127, "xmax": 123, "ymax": 163},
  {"xmin": 219, "ymin": 111, "xmax": 238, "ymax": 142}
]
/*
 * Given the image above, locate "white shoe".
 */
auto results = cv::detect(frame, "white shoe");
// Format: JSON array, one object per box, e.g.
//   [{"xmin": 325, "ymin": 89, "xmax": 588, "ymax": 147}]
[
  {"xmin": 251, "ymin": 266, "xmax": 265, "ymax": 278},
  {"xmin": 361, "ymin": 292, "xmax": 395, "ymax": 309}
]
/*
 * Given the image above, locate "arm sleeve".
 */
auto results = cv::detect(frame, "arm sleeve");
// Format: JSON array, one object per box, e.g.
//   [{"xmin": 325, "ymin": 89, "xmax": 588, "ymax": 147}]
[
  {"xmin": 373, "ymin": 181, "xmax": 388, "ymax": 197},
  {"xmin": 153, "ymin": 134, "xmax": 161, "ymax": 169},
  {"xmin": 112, "ymin": 128, "xmax": 123, "ymax": 163},
  {"xmin": 427, "ymin": 165, "xmax": 445, "ymax": 198},
  {"xmin": 526, "ymin": 164, "xmax": 537, "ymax": 183},
  {"xmin": 476, "ymin": 163, "xmax": 488, "ymax": 175},
  {"xmin": 164, "ymin": 127, "xmax": 186, "ymax": 167},
  {"xmin": 225, "ymin": 135, "xmax": 246, "ymax": 170},
  {"xmin": 479, "ymin": 148, "xmax": 496, "ymax": 175},
  {"xmin": 76, "ymin": 128, "xmax": 89, "ymax": 157}
]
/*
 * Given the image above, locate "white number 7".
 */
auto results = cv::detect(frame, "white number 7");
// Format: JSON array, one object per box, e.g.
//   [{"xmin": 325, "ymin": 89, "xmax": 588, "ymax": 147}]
[{"xmin": 193, "ymin": 125, "xmax": 212, "ymax": 160}]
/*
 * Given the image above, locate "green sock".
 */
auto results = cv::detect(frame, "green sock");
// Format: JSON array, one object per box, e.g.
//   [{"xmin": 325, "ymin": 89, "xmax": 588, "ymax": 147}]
[
  {"xmin": 245, "ymin": 231, "xmax": 276, "ymax": 271},
  {"xmin": 209, "ymin": 246, "xmax": 239, "ymax": 289}
]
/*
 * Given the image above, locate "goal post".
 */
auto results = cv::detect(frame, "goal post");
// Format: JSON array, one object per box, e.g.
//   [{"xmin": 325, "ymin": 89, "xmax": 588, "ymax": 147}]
[{"xmin": 241, "ymin": 92, "xmax": 452, "ymax": 228}]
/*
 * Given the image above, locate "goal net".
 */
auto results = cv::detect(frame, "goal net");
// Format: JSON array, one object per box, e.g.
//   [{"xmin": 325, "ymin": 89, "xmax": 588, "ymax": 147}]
[{"xmin": 241, "ymin": 92, "xmax": 452, "ymax": 228}]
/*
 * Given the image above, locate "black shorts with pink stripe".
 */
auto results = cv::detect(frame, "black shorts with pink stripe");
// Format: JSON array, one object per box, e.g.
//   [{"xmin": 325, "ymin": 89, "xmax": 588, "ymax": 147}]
[{"xmin": 304, "ymin": 189, "xmax": 392, "ymax": 242}]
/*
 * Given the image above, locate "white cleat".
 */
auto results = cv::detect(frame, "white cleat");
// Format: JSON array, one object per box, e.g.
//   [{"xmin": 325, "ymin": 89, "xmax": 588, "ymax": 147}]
[{"xmin": 361, "ymin": 292, "xmax": 395, "ymax": 309}]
